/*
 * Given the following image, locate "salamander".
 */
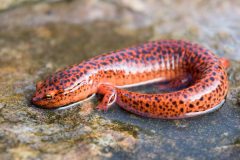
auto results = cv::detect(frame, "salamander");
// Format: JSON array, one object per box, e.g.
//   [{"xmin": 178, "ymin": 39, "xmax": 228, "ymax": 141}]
[{"xmin": 32, "ymin": 40, "xmax": 229, "ymax": 119}]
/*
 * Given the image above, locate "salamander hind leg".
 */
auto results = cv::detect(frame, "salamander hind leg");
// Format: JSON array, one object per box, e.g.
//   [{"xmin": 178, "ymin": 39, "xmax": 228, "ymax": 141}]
[{"xmin": 96, "ymin": 84, "xmax": 117, "ymax": 111}]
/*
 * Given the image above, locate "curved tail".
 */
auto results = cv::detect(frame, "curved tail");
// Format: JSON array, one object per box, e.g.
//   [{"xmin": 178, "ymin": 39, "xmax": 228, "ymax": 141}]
[{"xmin": 219, "ymin": 58, "xmax": 230, "ymax": 69}]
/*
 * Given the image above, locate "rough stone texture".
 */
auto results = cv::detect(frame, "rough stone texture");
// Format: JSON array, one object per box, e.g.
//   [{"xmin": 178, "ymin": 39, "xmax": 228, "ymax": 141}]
[
  {"xmin": 0, "ymin": 0, "xmax": 39, "ymax": 10},
  {"xmin": 0, "ymin": 0, "xmax": 239, "ymax": 160},
  {"xmin": 0, "ymin": 0, "xmax": 66, "ymax": 11}
]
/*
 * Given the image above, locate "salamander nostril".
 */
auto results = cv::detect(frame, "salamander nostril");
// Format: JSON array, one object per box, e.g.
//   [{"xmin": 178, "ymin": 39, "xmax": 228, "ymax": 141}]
[{"xmin": 32, "ymin": 97, "xmax": 39, "ymax": 102}]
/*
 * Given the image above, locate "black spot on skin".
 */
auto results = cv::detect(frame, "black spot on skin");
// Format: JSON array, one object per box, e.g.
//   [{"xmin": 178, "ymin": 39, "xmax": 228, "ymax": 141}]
[
  {"xmin": 179, "ymin": 100, "xmax": 184, "ymax": 104},
  {"xmin": 101, "ymin": 62, "xmax": 108, "ymax": 65},
  {"xmin": 149, "ymin": 56, "xmax": 155, "ymax": 60},
  {"xmin": 200, "ymin": 97, "xmax": 204, "ymax": 101},
  {"xmin": 180, "ymin": 108, "xmax": 184, "ymax": 112},
  {"xmin": 89, "ymin": 62, "xmax": 97, "ymax": 66},
  {"xmin": 86, "ymin": 66, "xmax": 91, "ymax": 69},
  {"xmin": 178, "ymin": 50, "xmax": 182, "ymax": 57},
  {"xmin": 142, "ymin": 50, "xmax": 148, "ymax": 54},
  {"xmin": 156, "ymin": 47, "xmax": 161, "ymax": 52},
  {"xmin": 115, "ymin": 55, "xmax": 121, "ymax": 61},
  {"xmin": 127, "ymin": 52, "xmax": 133, "ymax": 56},
  {"xmin": 120, "ymin": 52, "xmax": 125, "ymax": 57},
  {"xmin": 190, "ymin": 57, "xmax": 194, "ymax": 63},
  {"xmin": 155, "ymin": 97, "xmax": 159, "ymax": 102},
  {"xmin": 189, "ymin": 104, "xmax": 194, "ymax": 108},
  {"xmin": 158, "ymin": 55, "xmax": 163, "ymax": 60},
  {"xmin": 210, "ymin": 77, "xmax": 215, "ymax": 81},
  {"xmin": 146, "ymin": 103, "xmax": 150, "ymax": 107}
]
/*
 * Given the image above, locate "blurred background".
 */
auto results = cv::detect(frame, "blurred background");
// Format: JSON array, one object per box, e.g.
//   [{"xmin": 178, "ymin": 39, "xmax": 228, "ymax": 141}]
[{"xmin": 0, "ymin": 0, "xmax": 239, "ymax": 160}]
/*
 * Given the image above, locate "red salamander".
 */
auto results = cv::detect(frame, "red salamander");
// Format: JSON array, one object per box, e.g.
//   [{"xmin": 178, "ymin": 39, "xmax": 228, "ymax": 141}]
[{"xmin": 32, "ymin": 40, "xmax": 229, "ymax": 119}]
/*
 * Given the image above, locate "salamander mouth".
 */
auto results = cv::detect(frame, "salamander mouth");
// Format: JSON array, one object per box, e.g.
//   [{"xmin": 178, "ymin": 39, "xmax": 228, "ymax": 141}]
[
  {"xmin": 31, "ymin": 95, "xmax": 53, "ymax": 108},
  {"xmin": 32, "ymin": 93, "xmax": 97, "ymax": 111},
  {"xmin": 31, "ymin": 91, "xmax": 96, "ymax": 109}
]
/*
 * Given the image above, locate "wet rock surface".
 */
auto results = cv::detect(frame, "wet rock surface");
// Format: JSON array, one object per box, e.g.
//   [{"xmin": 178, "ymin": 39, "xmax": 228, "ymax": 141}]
[{"xmin": 0, "ymin": 0, "xmax": 239, "ymax": 159}]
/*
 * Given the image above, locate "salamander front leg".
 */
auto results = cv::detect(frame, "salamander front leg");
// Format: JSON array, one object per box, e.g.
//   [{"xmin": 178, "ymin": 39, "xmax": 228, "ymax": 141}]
[{"xmin": 96, "ymin": 84, "xmax": 117, "ymax": 111}]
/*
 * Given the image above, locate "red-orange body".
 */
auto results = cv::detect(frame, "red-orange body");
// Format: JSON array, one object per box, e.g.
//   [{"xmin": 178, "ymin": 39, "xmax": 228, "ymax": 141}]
[{"xmin": 32, "ymin": 40, "xmax": 229, "ymax": 119}]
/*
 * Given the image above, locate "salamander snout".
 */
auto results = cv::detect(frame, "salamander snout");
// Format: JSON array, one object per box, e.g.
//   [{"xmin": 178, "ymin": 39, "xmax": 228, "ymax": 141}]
[{"xmin": 32, "ymin": 90, "xmax": 56, "ymax": 103}]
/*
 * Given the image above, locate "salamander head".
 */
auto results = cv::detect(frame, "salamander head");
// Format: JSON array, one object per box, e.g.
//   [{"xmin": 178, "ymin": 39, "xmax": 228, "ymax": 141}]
[{"xmin": 32, "ymin": 70, "xmax": 96, "ymax": 108}]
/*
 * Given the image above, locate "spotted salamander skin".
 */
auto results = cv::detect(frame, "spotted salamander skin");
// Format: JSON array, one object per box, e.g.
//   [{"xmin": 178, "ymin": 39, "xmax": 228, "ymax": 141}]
[{"xmin": 32, "ymin": 40, "xmax": 229, "ymax": 119}]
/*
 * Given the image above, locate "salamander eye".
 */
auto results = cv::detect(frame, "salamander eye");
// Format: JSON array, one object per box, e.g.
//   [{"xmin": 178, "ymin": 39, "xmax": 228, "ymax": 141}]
[{"xmin": 45, "ymin": 94, "xmax": 53, "ymax": 100}]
